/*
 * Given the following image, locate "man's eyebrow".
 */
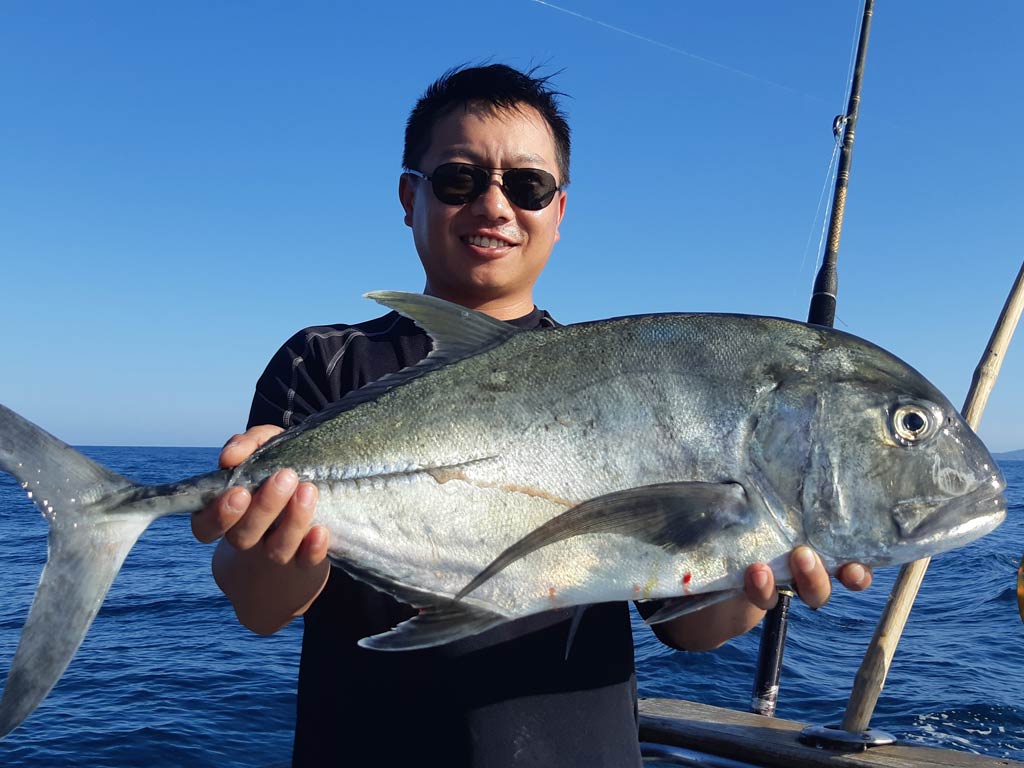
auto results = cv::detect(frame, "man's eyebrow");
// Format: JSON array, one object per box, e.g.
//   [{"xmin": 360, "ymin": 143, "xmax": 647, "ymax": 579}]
[{"xmin": 436, "ymin": 148, "xmax": 551, "ymax": 167}]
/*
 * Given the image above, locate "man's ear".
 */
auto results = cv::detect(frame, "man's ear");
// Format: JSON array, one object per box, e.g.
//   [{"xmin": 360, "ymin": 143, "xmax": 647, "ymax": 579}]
[
  {"xmin": 399, "ymin": 174, "xmax": 416, "ymax": 228},
  {"xmin": 553, "ymin": 190, "xmax": 567, "ymax": 244}
]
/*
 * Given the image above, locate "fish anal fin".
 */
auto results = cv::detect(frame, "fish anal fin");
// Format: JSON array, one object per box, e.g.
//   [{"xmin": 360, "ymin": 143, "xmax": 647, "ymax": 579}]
[
  {"xmin": 456, "ymin": 481, "xmax": 753, "ymax": 601},
  {"xmin": 563, "ymin": 605, "xmax": 589, "ymax": 660}
]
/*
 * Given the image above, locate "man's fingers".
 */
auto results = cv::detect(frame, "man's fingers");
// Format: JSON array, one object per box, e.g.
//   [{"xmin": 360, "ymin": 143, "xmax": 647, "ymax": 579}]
[
  {"xmin": 192, "ymin": 424, "xmax": 288, "ymax": 545},
  {"xmin": 225, "ymin": 469, "xmax": 298, "ymax": 550},
  {"xmin": 791, "ymin": 545, "xmax": 831, "ymax": 609},
  {"xmin": 744, "ymin": 563, "xmax": 778, "ymax": 611},
  {"xmin": 262, "ymin": 483, "xmax": 319, "ymax": 565},
  {"xmin": 192, "ymin": 487, "xmax": 250, "ymax": 544},
  {"xmin": 296, "ymin": 525, "xmax": 330, "ymax": 569},
  {"xmin": 219, "ymin": 424, "xmax": 284, "ymax": 469},
  {"xmin": 838, "ymin": 562, "xmax": 873, "ymax": 591}
]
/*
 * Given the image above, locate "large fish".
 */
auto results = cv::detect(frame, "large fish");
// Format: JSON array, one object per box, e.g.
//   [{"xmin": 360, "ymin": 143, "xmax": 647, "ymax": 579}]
[{"xmin": 0, "ymin": 292, "xmax": 1007, "ymax": 738}]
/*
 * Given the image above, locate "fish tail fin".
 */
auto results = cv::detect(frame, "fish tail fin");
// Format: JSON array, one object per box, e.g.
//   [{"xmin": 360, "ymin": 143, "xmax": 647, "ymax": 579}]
[{"xmin": 0, "ymin": 404, "xmax": 213, "ymax": 738}]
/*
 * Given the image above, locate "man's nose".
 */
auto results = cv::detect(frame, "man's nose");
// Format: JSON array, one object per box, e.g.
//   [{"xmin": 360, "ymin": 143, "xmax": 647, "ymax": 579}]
[{"xmin": 469, "ymin": 172, "xmax": 511, "ymax": 219}]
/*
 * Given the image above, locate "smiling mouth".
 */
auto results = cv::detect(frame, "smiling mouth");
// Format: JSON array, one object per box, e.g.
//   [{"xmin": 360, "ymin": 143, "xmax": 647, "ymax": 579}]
[{"xmin": 462, "ymin": 235, "xmax": 517, "ymax": 249}]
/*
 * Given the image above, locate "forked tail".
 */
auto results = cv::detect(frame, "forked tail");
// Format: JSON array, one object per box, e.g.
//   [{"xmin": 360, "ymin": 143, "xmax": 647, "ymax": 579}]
[{"xmin": 0, "ymin": 404, "xmax": 223, "ymax": 738}]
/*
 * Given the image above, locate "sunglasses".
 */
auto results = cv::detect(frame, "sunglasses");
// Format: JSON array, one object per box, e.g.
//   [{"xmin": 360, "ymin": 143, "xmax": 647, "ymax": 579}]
[{"xmin": 406, "ymin": 163, "xmax": 561, "ymax": 211}]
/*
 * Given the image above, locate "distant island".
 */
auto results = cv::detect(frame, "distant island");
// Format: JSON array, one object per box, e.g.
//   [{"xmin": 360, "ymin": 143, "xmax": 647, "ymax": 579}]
[{"xmin": 994, "ymin": 449, "xmax": 1024, "ymax": 461}]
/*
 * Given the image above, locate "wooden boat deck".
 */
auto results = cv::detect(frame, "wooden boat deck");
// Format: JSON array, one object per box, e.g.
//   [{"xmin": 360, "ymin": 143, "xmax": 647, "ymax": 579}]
[{"xmin": 639, "ymin": 698, "xmax": 1021, "ymax": 767}]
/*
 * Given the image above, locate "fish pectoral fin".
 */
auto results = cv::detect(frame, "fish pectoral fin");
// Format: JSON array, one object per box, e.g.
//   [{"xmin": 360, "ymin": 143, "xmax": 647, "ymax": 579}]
[
  {"xmin": 358, "ymin": 599, "xmax": 507, "ymax": 651},
  {"xmin": 637, "ymin": 589, "xmax": 744, "ymax": 625},
  {"xmin": 455, "ymin": 481, "xmax": 753, "ymax": 601}
]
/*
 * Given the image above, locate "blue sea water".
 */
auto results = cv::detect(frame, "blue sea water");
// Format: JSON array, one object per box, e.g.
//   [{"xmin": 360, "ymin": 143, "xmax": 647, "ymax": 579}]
[{"xmin": 0, "ymin": 448, "xmax": 1021, "ymax": 766}]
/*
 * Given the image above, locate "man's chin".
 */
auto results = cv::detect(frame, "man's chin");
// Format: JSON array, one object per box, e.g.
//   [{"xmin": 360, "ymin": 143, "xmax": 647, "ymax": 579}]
[{"xmin": 426, "ymin": 279, "xmax": 536, "ymax": 315}]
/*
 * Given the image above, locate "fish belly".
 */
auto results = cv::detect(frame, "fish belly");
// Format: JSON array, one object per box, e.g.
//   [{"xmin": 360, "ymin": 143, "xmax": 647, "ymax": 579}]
[{"xmin": 313, "ymin": 465, "xmax": 793, "ymax": 620}]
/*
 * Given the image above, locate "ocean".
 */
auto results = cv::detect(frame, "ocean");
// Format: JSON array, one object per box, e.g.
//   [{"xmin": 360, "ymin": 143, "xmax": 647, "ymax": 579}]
[{"xmin": 0, "ymin": 447, "xmax": 1020, "ymax": 766}]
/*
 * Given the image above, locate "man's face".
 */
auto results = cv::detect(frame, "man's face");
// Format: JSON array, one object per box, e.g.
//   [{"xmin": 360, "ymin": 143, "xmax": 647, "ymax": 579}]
[{"xmin": 399, "ymin": 103, "xmax": 567, "ymax": 315}]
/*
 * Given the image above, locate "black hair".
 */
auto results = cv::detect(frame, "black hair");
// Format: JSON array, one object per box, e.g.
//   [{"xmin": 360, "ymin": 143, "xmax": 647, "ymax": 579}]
[{"xmin": 402, "ymin": 64, "xmax": 571, "ymax": 187}]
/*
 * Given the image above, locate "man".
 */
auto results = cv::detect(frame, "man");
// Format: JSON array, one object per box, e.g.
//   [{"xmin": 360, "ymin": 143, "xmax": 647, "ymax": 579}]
[{"xmin": 192, "ymin": 64, "xmax": 871, "ymax": 766}]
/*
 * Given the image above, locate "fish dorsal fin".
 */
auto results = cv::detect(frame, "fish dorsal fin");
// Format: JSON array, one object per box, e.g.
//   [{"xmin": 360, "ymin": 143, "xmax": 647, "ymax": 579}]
[
  {"xmin": 366, "ymin": 290, "xmax": 519, "ymax": 360},
  {"xmin": 263, "ymin": 292, "xmax": 521, "ymax": 440}
]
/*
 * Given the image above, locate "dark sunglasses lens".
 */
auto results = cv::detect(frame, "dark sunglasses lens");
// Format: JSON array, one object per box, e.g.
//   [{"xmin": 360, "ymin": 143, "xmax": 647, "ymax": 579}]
[
  {"xmin": 426, "ymin": 164, "xmax": 558, "ymax": 209},
  {"xmin": 430, "ymin": 164, "xmax": 488, "ymax": 205},
  {"xmin": 502, "ymin": 168, "xmax": 558, "ymax": 210}
]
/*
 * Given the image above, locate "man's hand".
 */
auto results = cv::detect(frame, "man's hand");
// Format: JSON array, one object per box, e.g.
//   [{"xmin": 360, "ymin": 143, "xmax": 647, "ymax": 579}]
[
  {"xmin": 744, "ymin": 547, "xmax": 872, "ymax": 611},
  {"xmin": 650, "ymin": 548, "xmax": 872, "ymax": 651},
  {"xmin": 194, "ymin": 425, "xmax": 331, "ymax": 635},
  {"xmin": 192, "ymin": 424, "xmax": 290, "ymax": 544}
]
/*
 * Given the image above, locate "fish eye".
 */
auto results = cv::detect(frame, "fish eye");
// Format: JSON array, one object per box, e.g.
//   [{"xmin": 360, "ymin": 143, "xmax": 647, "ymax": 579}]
[
  {"xmin": 901, "ymin": 411, "xmax": 925, "ymax": 433},
  {"xmin": 891, "ymin": 402, "xmax": 939, "ymax": 446}
]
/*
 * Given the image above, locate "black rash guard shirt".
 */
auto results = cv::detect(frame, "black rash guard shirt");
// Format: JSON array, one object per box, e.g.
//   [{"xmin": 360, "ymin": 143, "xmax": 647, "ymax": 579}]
[{"xmin": 247, "ymin": 308, "xmax": 642, "ymax": 768}]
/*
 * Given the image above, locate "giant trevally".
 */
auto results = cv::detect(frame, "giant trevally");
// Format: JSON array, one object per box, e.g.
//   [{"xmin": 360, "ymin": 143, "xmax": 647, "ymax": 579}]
[{"xmin": 0, "ymin": 291, "xmax": 1006, "ymax": 738}]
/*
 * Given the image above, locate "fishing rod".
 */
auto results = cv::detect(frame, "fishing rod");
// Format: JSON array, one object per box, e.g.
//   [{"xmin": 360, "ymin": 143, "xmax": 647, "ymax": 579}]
[{"xmin": 750, "ymin": 0, "xmax": 875, "ymax": 718}]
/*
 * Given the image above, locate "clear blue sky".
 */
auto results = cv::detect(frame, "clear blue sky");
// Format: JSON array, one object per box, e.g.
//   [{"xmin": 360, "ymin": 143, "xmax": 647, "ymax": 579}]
[{"xmin": 1, "ymin": 1, "xmax": 1021, "ymax": 451}]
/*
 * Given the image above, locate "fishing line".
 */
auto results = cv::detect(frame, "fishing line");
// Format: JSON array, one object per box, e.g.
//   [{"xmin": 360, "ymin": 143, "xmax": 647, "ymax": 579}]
[
  {"xmin": 797, "ymin": 0, "xmax": 864, "ymax": 312},
  {"xmin": 529, "ymin": 0, "xmax": 822, "ymax": 102},
  {"xmin": 797, "ymin": 137, "xmax": 843, "ymax": 283},
  {"xmin": 839, "ymin": 0, "xmax": 863, "ymax": 112}
]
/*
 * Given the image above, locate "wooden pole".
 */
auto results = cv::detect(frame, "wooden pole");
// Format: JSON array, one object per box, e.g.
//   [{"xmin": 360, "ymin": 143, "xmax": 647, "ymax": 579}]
[{"xmin": 842, "ymin": 259, "xmax": 1024, "ymax": 733}]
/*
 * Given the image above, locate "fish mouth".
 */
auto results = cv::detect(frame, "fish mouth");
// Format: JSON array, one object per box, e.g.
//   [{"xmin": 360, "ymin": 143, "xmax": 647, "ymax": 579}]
[{"xmin": 893, "ymin": 472, "xmax": 1007, "ymax": 553}]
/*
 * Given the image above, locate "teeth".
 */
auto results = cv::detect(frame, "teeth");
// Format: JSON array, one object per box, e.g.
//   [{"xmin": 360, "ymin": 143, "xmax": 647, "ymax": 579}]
[{"xmin": 464, "ymin": 235, "xmax": 509, "ymax": 248}]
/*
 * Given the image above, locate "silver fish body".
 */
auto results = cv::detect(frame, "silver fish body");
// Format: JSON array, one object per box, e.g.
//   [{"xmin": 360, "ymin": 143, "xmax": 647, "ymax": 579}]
[
  {"xmin": 237, "ymin": 295, "xmax": 1005, "ymax": 638},
  {"xmin": 0, "ymin": 291, "xmax": 1007, "ymax": 737}
]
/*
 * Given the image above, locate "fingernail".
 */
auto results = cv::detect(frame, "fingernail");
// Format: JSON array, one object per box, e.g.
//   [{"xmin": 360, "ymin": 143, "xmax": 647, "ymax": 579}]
[
  {"xmin": 296, "ymin": 483, "xmax": 317, "ymax": 506},
  {"xmin": 274, "ymin": 469, "xmax": 298, "ymax": 491},
  {"xmin": 794, "ymin": 547, "xmax": 817, "ymax": 575},
  {"xmin": 847, "ymin": 563, "xmax": 866, "ymax": 587},
  {"xmin": 752, "ymin": 570, "xmax": 770, "ymax": 590},
  {"xmin": 225, "ymin": 488, "xmax": 247, "ymax": 514}
]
